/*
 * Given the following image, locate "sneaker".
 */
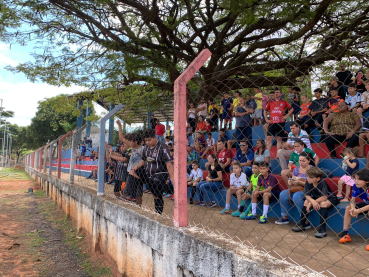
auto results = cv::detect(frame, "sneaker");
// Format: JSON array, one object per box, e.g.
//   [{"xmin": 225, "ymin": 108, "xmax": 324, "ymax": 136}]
[
  {"xmin": 339, "ymin": 234, "xmax": 352, "ymax": 244},
  {"xmin": 220, "ymin": 208, "xmax": 230, "ymax": 214},
  {"xmin": 232, "ymin": 211, "xmax": 241, "ymax": 217},
  {"xmin": 314, "ymin": 230, "xmax": 327, "ymax": 238},
  {"xmin": 292, "ymin": 224, "xmax": 305, "ymax": 232},
  {"xmin": 275, "ymin": 217, "xmax": 289, "ymax": 225},
  {"xmin": 258, "ymin": 216, "xmax": 268, "ymax": 224},
  {"xmin": 207, "ymin": 201, "xmax": 217, "ymax": 208},
  {"xmin": 366, "ymin": 245, "xmax": 369, "ymax": 251},
  {"xmin": 240, "ymin": 212, "xmax": 249, "ymax": 219},
  {"xmin": 245, "ymin": 214, "xmax": 257, "ymax": 220},
  {"xmin": 189, "ymin": 199, "xmax": 194, "ymax": 204},
  {"xmin": 165, "ymin": 194, "xmax": 172, "ymax": 198},
  {"xmin": 338, "ymin": 230, "xmax": 349, "ymax": 239},
  {"xmin": 303, "ymin": 222, "xmax": 312, "ymax": 230},
  {"xmin": 196, "ymin": 201, "xmax": 206, "ymax": 206}
]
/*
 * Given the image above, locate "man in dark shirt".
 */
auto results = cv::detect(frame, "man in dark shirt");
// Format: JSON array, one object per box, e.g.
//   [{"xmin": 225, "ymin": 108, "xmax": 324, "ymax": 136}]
[
  {"xmin": 131, "ymin": 129, "xmax": 174, "ymax": 214},
  {"xmin": 150, "ymin": 114, "xmax": 158, "ymax": 130},
  {"xmin": 336, "ymin": 64, "xmax": 353, "ymax": 86},
  {"xmin": 330, "ymin": 76, "xmax": 347, "ymax": 99},
  {"xmin": 306, "ymin": 88, "xmax": 328, "ymax": 132}
]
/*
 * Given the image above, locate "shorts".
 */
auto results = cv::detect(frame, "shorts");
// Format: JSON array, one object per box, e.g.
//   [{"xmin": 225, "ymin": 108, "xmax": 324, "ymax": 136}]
[
  {"xmin": 355, "ymin": 202, "xmax": 369, "ymax": 215},
  {"xmin": 114, "ymin": 180, "xmax": 123, "ymax": 193},
  {"xmin": 223, "ymin": 111, "xmax": 232, "ymax": 120},
  {"xmin": 267, "ymin": 123, "xmax": 286, "ymax": 138},
  {"xmin": 147, "ymin": 173, "xmax": 169, "ymax": 198},
  {"xmin": 126, "ymin": 174, "xmax": 144, "ymax": 198},
  {"xmin": 254, "ymin": 109, "xmax": 263, "ymax": 119},
  {"xmin": 340, "ymin": 175, "xmax": 355, "ymax": 186}
]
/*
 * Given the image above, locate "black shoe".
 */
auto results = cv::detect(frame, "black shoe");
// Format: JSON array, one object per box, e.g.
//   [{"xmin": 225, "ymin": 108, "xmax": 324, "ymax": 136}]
[
  {"xmin": 189, "ymin": 199, "xmax": 194, "ymax": 204},
  {"xmin": 338, "ymin": 230, "xmax": 348, "ymax": 238},
  {"xmin": 292, "ymin": 224, "xmax": 305, "ymax": 232},
  {"xmin": 331, "ymin": 154, "xmax": 336, "ymax": 159}
]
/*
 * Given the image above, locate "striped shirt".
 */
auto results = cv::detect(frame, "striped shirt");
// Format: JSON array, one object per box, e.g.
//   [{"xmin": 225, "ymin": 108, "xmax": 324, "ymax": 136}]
[
  {"xmin": 141, "ymin": 141, "xmax": 173, "ymax": 176},
  {"xmin": 286, "ymin": 129, "xmax": 312, "ymax": 149}
]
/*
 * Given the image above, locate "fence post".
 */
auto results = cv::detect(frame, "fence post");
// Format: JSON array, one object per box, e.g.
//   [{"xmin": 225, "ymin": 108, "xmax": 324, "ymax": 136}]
[
  {"xmin": 33, "ymin": 151, "xmax": 35, "ymax": 169},
  {"xmin": 43, "ymin": 145, "xmax": 48, "ymax": 173},
  {"xmin": 49, "ymin": 142, "xmax": 54, "ymax": 175},
  {"xmin": 39, "ymin": 146, "xmax": 45, "ymax": 172},
  {"xmin": 173, "ymin": 49, "xmax": 212, "ymax": 227},
  {"xmin": 57, "ymin": 131, "xmax": 72, "ymax": 179},
  {"xmin": 97, "ymin": 104, "xmax": 123, "ymax": 196},
  {"xmin": 70, "ymin": 123, "xmax": 88, "ymax": 184}
]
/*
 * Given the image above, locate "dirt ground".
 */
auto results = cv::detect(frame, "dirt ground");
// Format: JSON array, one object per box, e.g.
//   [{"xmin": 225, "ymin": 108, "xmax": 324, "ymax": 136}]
[{"xmin": 0, "ymin": 178, "xmax": 114, "ymax": 277}]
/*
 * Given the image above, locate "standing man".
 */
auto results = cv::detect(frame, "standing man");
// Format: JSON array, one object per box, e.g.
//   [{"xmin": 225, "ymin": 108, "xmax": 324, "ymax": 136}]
[
  {"xmin": 264, "ymin": 89, "xmax": 294, "ymax": 151},
  {"xmin": 235, "ymin": 96, "xmax": 254, "ymax": 150},
  {"xmin": 196, "ymin": 98, "xmax": 207, "ymax": 121},
  {"xmin": 155, "ymin": 119, "xmax": 166, "ymax": 143},
  {"xmin": 150, "ymin": 114, "xmax": 158, "ymax": 130},
  {"xmin": 336, "ymin": 64, "xmax": 353, "ymax": 86},
  {"xmin": 221, "ymin": 92, "xmax": 233, "ymax": 130},
  {"xmin": 131, "ymin": 129, "xmax": 174, "ymax": 214}
]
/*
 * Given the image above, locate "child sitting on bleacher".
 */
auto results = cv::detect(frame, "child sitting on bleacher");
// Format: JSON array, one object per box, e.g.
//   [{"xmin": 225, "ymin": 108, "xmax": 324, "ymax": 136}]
[
  {"xmin": 200, "ymin": 133, "xmax": 215, "ymax": 159},
  {"xmin": 337, "ymin": 148, "xmax": 359, "ymax": 203},
  {"xmin": 235, "ymin": 163, "xmax": 263, "ymax": 219},
  {"xmin": 245, "ymin": 162, "xmax": 280, "ymax": 223},
  {"xmin": 357, "ymin": 80, "xmax": 369, "ymax": 124},
  {"xmin": 345, "ymin": 83, "xmax": 361, "ymax": 112},
  {"xmin": 220, "ymin": 162, "xmax": 249, "ymax": 214},
  {"xmin": 292, "ymin": 167, "xmax": 339, "ymax": 238},
  {"xmin": 338, "ymin": 168, "xmax": 369, "ymax": 250},
  {"xmin": 187, "ymin": 160, "xmax": 203, "ymax": 204}
]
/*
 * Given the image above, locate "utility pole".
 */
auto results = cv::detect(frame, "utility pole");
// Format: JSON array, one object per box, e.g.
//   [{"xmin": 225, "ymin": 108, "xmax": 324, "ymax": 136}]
[
  {"xmin": 4, "ymin": 127, "xmax": 8, "ymax": 169},
  {"xmin": 8, "ymin": 134, "xmax": 12, "ymax": 167}
]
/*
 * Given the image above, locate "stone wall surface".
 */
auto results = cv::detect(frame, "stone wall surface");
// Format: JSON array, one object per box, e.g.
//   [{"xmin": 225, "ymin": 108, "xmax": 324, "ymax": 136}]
[{"xmin": 27, "ymin": 167, "xmax": 321, "ymax": 277}]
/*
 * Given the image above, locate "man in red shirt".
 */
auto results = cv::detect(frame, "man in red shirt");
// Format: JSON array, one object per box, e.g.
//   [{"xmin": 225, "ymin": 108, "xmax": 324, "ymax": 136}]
[
  {"xmin": 264, "ymin": 88, "xmax": 294, "ymax": 151},
  {"xmin": 216, "ymin": 141, "xmax": 233, "ymax": 173},
  {"xmin": 155, "ymin": 119, "xmax": 166, "ymax": 143}
]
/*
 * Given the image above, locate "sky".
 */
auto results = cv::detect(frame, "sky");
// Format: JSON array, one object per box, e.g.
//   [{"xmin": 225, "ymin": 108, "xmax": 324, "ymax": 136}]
[{"xmin": 0, "ymin": 42, "xmax": 108, "ymax": 127}]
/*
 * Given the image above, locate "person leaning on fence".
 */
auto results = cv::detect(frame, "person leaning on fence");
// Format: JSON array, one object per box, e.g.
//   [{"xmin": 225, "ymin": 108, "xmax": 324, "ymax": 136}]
[
  {"xmin": 264, "ymin": 88, "xmax": 294, "ymax": 151},
  {"xmin": 235, "ymin": 162, "xmax": 263, "ymax": 219},
  {"xmin": 276, "ymin": 152, "xmax": 313, "ymax": 227},
  {"xmin": 323, "ymin": 101, "xmax": 361, "ymax": 158},
  {"xmin": 292, "ymin": 167, "xmax": 339, "ymax": 238},
  {"xmin": 187, "ymin": 160, "xmax": 203, "ymax": 204},
  {"xmin": 131, "ymin": 129, "xmax": 174, "ymax": 215},
  {"xmin": 220, "ymin": 161, "xmax": 249, "ymax": 215},
  {"xmin": 337, "ymin": 147, "xmax": 359, "ymax": 203},
  {"xmin": 245, "ymin": 162, "xmax": 281, "ymax": 223},
  {"xmin": 109, "ymin": 142, "xmax": 131, "ymax": 198},
  {"xmin": 338, "ymin": 168, "xmax": 369, "ymax": 250},
  {"xmin": 196, "ymin": 154, "xmax": 223, "ymax": 208}
]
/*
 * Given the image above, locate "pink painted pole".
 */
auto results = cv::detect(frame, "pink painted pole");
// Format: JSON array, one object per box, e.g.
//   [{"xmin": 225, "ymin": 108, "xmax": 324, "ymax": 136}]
[
  {"xmin": 173, "ymin": 49, "xmax": 212, "ymax": 227},
  {"xmin": 33, "ymin": 152, "xmax": 35, "ymax": 168},
  {"xmin": 39, "ymin": 146, "xmax": 45, "ymax": 172},
  {"xmin": 57, "ymin": 131, "xmax": 72, "ymax": 179}
]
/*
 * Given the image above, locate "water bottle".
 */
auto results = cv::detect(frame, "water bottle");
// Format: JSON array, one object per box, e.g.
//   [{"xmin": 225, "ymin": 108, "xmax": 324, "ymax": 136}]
[{"xmin": 342, "ymin": 156, "xmax": 348, "ymax": 171}]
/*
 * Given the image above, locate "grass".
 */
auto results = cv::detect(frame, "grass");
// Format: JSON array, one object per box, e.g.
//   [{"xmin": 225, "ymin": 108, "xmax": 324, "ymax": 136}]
[
  {"xmin": 22, "ymin": 258, "xmax": 28, "ymax": 264},
  {"xmin": 25, "ymin": 231, "xmax": 45, "ymax": 248},
  {"xmin": 0, "ymin": 167, "xmax": 31, "ymax": 180},
  {"xmin": 34, "ymin": 190, "xmax": 46, "ymax": 197}
]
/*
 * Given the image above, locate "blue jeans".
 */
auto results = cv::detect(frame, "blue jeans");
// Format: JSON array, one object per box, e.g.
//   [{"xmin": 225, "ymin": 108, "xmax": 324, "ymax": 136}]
[
  {"xmin": 198, "ymin": 181, "xmax": 223, "ymax": 202},
  {"xmin": 156, "ymin": 135, "xmax": 165, "ymax": 143},
  {"xmin": 235, "ymin": 126, "xmax": 252, "ymax": 152},
  {"xmin": 279, "ymin": 190, "xmax": 305, "ymax": 218}
]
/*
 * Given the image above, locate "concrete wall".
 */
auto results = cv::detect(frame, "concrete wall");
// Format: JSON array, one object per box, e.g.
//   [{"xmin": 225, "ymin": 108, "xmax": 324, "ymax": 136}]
[{"xmin": 26, "ymin": 167, "xmax": 319, "ymax": 277}]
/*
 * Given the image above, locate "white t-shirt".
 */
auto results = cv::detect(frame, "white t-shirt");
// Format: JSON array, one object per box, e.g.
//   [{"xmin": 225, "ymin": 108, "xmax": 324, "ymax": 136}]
[
  {"xmin": 190, "ymin": 168, "xmax": 203, "ymax": 181},
  {"xmin": 188, "ymin": 108, "xmax": 196, "ymax": 119},
  {"xmin": 230, "ymin": 172, "xmax": 248, "ymax": 188},
  {"xmin": 197, "ymin": 103, "xmax": 207, "ymax": 117},
  {"xmin": 206, "ymin": 138, "xmax": 215, "ymax": 147}
]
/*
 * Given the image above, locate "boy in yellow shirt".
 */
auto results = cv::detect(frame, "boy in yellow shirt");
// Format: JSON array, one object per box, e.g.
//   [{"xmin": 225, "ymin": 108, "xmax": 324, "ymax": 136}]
[{"xmin": 253, "ymin": 87, "xmax": 263, "ymax": 126}]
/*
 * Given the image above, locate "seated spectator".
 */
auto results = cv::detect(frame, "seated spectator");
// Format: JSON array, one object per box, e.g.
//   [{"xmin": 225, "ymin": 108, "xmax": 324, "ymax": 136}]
[
  {"xmin": 193, "ymin": 132, "xmax": 206, "ymax": 154},
  {"xmin": 207, "ymin": 99, "xmax": 219, "ymax": 131},
  {"xmin": 330, "ymin": 76, "xmax": 347, "ymax": 99},
  {"xmin": 200, "ymin": 133, "xmax": 215, "ymax": 159},
  {"xmin": 214, "ymin": 128, "xmax": 228, "ymax": 153},
  {"xmin": 322, "ymin": 87, "xmax": 344, "ymax": 121},
  {"xmin": 337, "ymin": 148, "xmax": 359, "ymax": 203},
  {"xmin": 167, "ymin": 141, "xmax": 173, "ymax": 150},
  {"xmin": 215, "ymin": 141, "xmax": 232, "ymax": 173},
  {"xmin": 276, "ymin": 152, "xmax": 313, "ymax": 226},
  {"xmin": 220, "ymin": 162, "xmax": 249, "ymax": 214},
  {"xmin": 281, "ymin": 139, "xmax": 319, "ymax": 187},
  {"xmin": 354, "ymin": 70, "xmax": 367, "ymax": 93},
  {"xmin": 277, "ymin": 121, "xmax": 311, "ymax": 172},
  {"xmin": 80, "ymin": 143, "xmax": 87, "ymax": 158},
  {"xmin": 196, "ymin": 154, "xmax": 223, "ymax": 208},
  {"xmin": 290, "ymin": 87, "xmax": 301, "ymax": 119},
  {"xmin": 245, "ymin": 162, "xmax": 281, "ymax": 223},
  {"xmin": 230, "ymin": 140, "xmax": 254, "ymax": 177},
  {"xmin": 323, "ymin": 101, "xmax": 361, "ymax": 158},
  {"xmin": 357, "ymin": 80, "xmax": 369, "ymax": 123},
  {"xmin": 164, "ymin": 136, "xmax": 172, "ymax": 145},
  {"xmin": 358, "ymin": 129, "xmax": 369, "ymax": 158},
  {"xmin": 295, "ymin": 94, "xmax": 311, "ymax": 133},
  {"xmin": 237, "ymin": 163, "xmax": 262, "ymax": 218},
  {"xmin": 186, "ymin": 123, "xmax": 193, "ymax": 137},
  {"xmin": 187, "ymin": 160, "xmax": 203, "ymax": 204},
  {"xmin": 254, "ymin": 139, "xmax": 271, "ymax": 166},
  {"xmin": 187, "ymin": 144, "xmax": 199, "ymax": 174},
  {"xmin": 227, "ymin": 132, "xmax": 237, "ymax": 151},
  {"xmin": 306, "ymin": 88, "xmax": 328, "ymax": 133},
  {"xmin": 338, "ymin": 168, "xmax": 369, "ymax": 249},
  {"xmin": 86, "ymin": 168, "xmax": 98, "ymax": 180},
  {"xmin": 292, "ymin": 167, "xmax": 339, "ymax": 238},
  {"xmin": 345, "ymin": 83, "xmax": 361, "ymax": 112},
  {"xmin": 193, "ymin": 116, "xmax": 206, "ymax": 143}
]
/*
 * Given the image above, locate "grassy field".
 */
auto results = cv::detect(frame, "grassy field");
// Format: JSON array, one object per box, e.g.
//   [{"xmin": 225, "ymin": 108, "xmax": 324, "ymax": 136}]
[{"xmin": 0, "ymin": 167, "xmax": 30, "ymax": 181}]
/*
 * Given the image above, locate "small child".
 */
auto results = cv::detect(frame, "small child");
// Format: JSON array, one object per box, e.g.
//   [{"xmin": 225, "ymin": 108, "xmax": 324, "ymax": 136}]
[
  {"xmin": 345, "ymin": 83, "xmax": 361, "ymax": 112},
  {"xmin": 220, "ymin": 162, "xmax": 249, "ymax": 214},
  {"xmin": 338, "ymin": 168, "xmax": 369, "ymax": 250},
  {"xmin": 187, "ymin": 160, "xmax": 203, "ymax": 204},
  {"xmin": 292, "ymin": 167, "xmax": 339, "ymax": 238},
  {"xmin": 337, "ymin": 148, "xmax": 359, "ymax": 203},
  {"xmin": 245, "ymin": 162, "xmax": 280, "ymax": 223},
  {"xmin": 235, "ymin": 163, "xmax": 263, "ymax": 218},
  {"xmin": 200, "ymin": 133, "xmax": 215, "ymax": 159}
]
